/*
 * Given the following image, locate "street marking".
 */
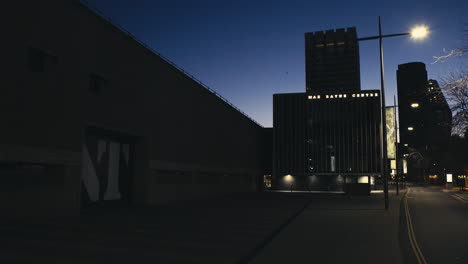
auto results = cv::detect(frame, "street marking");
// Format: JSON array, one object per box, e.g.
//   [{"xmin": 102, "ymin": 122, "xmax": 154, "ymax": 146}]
[
  {"xmin": 451, "ymin": 194, "xmax": 468, "ymax": 203},
  {"xmin": 404, "ymin": 189, "xmax": 428, "ymax": 264}
]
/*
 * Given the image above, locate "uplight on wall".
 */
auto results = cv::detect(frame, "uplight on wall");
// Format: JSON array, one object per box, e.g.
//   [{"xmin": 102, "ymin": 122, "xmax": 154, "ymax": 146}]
[{"xmin": 284, "ymin": 175, "xmax": 295, "ymax": 183}]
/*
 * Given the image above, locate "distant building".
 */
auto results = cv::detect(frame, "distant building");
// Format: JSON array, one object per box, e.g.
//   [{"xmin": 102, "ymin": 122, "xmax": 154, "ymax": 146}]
[
  {"xmin": 305, "ymin": 27, "xmax": 361, "ymax": 93},
  {"xmin": 396, "ymin": 62, "xmax": 452, "ymax": 182},
  {"xmin": 274, "ymin": 91, "xmax": 382, "ymax": 191},
  {"xmin": 273, "ymin": 28, "xmax": 382, "ymax": 192},
  {"xmin": 2, "ymin": 0, "xmax": 270, "ymax": 216}
]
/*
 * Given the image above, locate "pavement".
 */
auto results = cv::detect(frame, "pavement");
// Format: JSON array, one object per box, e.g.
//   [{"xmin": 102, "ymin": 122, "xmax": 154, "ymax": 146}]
[
  {"xmin": 1, "ymin": 188, "xmax": 410, "ymax": 264},
  {"xmin": 0, "ymin": 192, "xmax": 312, "ymax": 264},
  {"xmin": 249, "ymin": 188, "xmax": 406, "ymax": 264}
]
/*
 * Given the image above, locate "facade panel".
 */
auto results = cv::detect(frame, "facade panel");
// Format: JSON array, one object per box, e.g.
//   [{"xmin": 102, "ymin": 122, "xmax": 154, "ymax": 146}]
[{"xmin": 306, "ymin": 91, "xmax": 381, "ymax": 174}]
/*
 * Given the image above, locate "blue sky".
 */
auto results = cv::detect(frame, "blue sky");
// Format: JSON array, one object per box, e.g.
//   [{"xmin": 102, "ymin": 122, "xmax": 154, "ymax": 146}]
[{"xmin": 87, "ymin": 0, "xmax": 467, "ymax": 127}]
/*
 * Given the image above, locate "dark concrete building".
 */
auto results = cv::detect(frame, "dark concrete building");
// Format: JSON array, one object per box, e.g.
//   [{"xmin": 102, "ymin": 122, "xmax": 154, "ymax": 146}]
[
  {"xmin": 2, "ymin": 0, "xmax": 270, "ymax": 217},
  {"xmin": 396, "ymin": 62, "xmax": 452, "ymax": 182},
  {"xmin": 273, "ymin": 27, "xmax": 382, "ymax": 192},
  {"xmin": 305, "ymin": 27, "xmax": 361, "ymax": 93},
  {"xmin": 274, "ymin": 91, "xmax": 382, "ymax": 191}
]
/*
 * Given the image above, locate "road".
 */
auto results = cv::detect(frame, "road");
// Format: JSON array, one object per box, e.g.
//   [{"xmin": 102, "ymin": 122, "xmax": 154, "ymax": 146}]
[
  {"xmin": 402, "ymin": 186, "xmax": 468, "ymax": 264},
  {"xmin": 250, "ymin": 186, "xmax": 468, "ymax": 264},
  {"xmin": 2, "ymin": 186, "xmax": 466, "ymax": 263}
]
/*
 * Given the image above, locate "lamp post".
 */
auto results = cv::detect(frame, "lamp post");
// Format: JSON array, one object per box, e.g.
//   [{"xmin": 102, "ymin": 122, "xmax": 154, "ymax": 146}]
[{"xmin": 358, "ymin": 17, "xmax": 429, "ymax": 209}]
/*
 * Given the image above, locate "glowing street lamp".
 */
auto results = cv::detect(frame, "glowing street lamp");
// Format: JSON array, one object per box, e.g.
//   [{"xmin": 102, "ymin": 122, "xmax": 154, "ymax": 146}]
[
  {"xmin": 410, "ymin": 25, "xmax": 430, "ymax": 40},
  {"xmin": 358, "ymin": 18, "xmax": 429, "ymax": 210}
]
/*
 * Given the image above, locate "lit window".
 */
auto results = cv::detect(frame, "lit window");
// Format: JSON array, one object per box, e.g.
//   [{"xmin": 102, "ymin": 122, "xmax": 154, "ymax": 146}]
[
  {"xmin": 370, "ymin": 93, "xmax": 373, "ymax": 97},
  {"xmin": 343, "ymin": 94, "xmax": 347, "ymax": 98},
  {"xmin": 326, "ymin": 43, "xmax": 334, "ymax": 46},
  {"xmin": 326, "ymin": 95, "xmax": 329, "ymax": 98},
  {"xmin": 365, "ymin": 93, "xmax": 369, "ymax": 97},
  {"xmin": 411, "ymin": 103, "xmax": 419, "ymax": 108},
  {"xmin": 315, "ymin": 44, "xmax": 324, "ymax": 48},
  {"xmin": 313, "ymin": 96, "xmax": 316, "ymax": 99},
  {"xmin": 408, "ymin": 127, "xmax": 414, "ymax": 131},
  {"xmin": 308, "ymin": 95, "xmax": 313, "ymax": 99},
  {"xmin": 317, "ymin": 95, "xmax": 321, "ymax": 99},
  {"xmin": 374, "ymin": 93, "xmax": 378, "ymax": 97},
  {"xmin": 337, "ymin": 41, "xmax": 345, "ymax": 45},
  {"xmin": 357, "ymin": 94, "xmax": 360, "ymax": 97},
  {"xmin": 339, "ymin": 94, "xmax": 342, "ymax": 98},
  {"xmin": 361, "ymin": 93, "xmax": 365, "ymax": 97},
  {"xmin": 404, "ymin": 144, "xmax": 408, "ymax": 146},
  {"xmin": 352, "ymin": 94, "xmax": 356, "ymax": 97}
]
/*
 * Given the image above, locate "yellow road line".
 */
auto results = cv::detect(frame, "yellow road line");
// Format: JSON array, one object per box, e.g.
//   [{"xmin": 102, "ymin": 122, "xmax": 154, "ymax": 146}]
[{"xmin": 404, "ymin": 189, "xmax": 428, "ymax": 264}]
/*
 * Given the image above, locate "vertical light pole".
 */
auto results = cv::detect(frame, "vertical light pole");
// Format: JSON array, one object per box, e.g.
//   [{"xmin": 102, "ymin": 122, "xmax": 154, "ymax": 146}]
[
  {"xmin": 378, "ymin": 16, "xmax": 390, "ymax": 209},
  {"xmin": 358, "ymin": 19, "xmax": 429, "ymax": 209}
]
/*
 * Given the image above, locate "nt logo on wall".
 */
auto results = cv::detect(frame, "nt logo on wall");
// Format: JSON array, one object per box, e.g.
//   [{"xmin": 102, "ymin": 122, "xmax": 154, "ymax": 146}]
[{"xmin": 81, "ymin": 128, "xmax": 134, "ymax": 206}]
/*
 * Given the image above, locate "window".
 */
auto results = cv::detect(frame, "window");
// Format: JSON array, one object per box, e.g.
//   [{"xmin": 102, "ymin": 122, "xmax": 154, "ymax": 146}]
[
  {"xmin": 89, "ymin": 73, "xmax": 108, "ymax": 93},
  {"xmin": 27, "ymin": 47, "xmax": 57, "ymax": 72}
]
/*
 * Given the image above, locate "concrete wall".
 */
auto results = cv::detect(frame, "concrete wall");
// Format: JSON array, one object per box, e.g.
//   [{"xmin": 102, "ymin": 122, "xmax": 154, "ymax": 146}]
[{"xmin": 2, "ymin": 0, "xmax": 267, "ymax": 215}]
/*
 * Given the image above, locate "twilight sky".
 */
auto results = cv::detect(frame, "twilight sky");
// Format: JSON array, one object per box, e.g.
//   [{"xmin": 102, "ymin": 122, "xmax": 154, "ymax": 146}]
[{"xmin": 87, "ymin": 0, "xmax": 467, "ymax": 127}]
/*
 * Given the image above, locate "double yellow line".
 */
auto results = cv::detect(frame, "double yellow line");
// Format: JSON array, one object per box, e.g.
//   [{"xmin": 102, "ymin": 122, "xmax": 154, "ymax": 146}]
[{"xmin": 404, "ymin": 189, "xmax": 427, "ymax": 264}]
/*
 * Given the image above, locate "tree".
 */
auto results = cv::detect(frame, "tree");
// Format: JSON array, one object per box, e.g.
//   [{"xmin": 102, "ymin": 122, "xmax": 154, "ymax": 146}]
[{"xmin": 433, "ymin": 24, "xmax": 468, "ymax": 136}]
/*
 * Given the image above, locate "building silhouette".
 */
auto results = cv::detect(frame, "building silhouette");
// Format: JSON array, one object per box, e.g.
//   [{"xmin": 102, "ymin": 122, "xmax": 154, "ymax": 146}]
[
  {"xmin": 273, "ymin": 28, "xmax": 382, "ymax": 192},
  {"xmin": 2, "ymin": 0, "xmax": 271, "ymax": 216},
  {"xmin": 305, "ymin": 27, "xmax": 361, "ymax": 93},
  {"xmin": 396, "ymin": 62, "xmax": 452, "ymax": 183}
]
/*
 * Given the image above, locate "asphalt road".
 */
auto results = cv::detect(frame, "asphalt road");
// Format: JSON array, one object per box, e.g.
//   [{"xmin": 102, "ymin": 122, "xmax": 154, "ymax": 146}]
[{"xmin": 402, "ymin": 186, "xmax": 468, "ymax": 264}]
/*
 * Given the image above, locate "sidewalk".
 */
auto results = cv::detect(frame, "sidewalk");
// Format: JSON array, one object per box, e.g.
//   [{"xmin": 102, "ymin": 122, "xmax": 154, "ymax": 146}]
[
  {"xmin": 249, "ymin": 189, "xmax": 406, "ymax": 264},
  {"xmin": 0, "ymin": 192, "xmax": 313, "ymax": 264},
  {"xmin": 1, "ymin": 190, "xmax": 407, "ymax": 264}
]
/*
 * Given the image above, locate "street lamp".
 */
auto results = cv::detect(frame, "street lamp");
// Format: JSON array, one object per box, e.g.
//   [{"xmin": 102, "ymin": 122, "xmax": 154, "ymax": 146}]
[
  {"xmin": 410, "ymin": 25, "xmax": 429, "ymax": 40},
  {"xmin": 358, "ymin": 17, "xmax": 429, "ymax": 210}
]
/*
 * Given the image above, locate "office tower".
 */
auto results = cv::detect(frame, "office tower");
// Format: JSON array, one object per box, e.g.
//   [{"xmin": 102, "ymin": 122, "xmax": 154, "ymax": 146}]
[
  {"xmin": 397, "ymin": 62, "xmax": 452, "ymax": 182},
  {"xmin": 305, "ymin": 27, "xmax": 361, "ymax": 93}
]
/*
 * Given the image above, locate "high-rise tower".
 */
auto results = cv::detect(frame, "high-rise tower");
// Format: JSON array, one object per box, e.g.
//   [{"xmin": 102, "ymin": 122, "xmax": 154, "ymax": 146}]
[
  {"xmin": 305, "ymin": 27, "xmax": 361, "ymax": 93},
  {"xmin": 396, "ymin": 62, "xmax": 452, "ymax": 183}
]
